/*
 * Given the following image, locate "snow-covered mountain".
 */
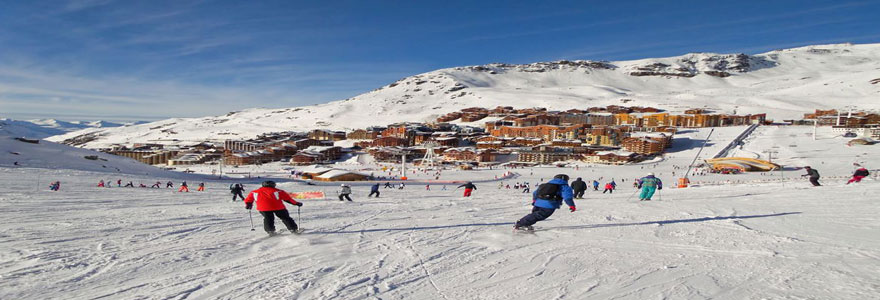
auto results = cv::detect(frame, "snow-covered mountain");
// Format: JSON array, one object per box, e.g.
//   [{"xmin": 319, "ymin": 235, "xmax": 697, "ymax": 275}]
[
  {"xmin": 0, "ymin": 128, "xmax": 199, "ymax": 177},
  {"xmin": 0, "ymin": 118, "xmax": 131, "ymax": 139},
  {"xmin": 49, "ymin": 43, "xmax": 880, "ymax": 148}
]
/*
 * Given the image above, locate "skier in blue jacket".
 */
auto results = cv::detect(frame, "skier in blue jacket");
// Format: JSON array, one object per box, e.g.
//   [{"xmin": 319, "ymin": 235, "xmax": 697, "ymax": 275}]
[{"xmin": 514, "ymin": 174, "xmax": 576, "ymax": 231}]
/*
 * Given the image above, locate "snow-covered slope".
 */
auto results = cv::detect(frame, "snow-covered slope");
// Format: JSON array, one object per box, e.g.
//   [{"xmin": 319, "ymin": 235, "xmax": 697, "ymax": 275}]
[
  {"xmin": 0, "ymin": 118, "xmax": 127, "ymax": 139},
  {"xmin": 0, "ymin": 130, "xmax": 196, "ymax": 178},
  {"xmin": 2, "ymin": 125, "xmax": 879, "ymax": 299},
  {"xmin": 1, "ymin": 166, "xmax": 878, "ymax": 299},
  {"xmin": 49, "ymin": 43, "xmax": 880, "ymax": 148}
]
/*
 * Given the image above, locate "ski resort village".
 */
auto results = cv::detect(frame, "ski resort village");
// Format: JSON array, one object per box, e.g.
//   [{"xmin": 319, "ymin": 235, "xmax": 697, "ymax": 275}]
[
  {"xmin": 47, "ymin": 105, "xmax": 880, "ymax": 178},
  {"xmin": 2, "ymin": 2, "xmax": 880, "ymax": 298}
]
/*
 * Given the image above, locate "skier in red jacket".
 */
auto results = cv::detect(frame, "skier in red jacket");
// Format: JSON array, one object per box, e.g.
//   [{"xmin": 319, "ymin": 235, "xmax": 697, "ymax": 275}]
[{"xmin": 244, "ymin": 181, "xmax": 303, "ymax": 235}]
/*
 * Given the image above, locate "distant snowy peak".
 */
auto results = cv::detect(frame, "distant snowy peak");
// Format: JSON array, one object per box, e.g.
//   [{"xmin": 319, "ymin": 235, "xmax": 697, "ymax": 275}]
[
  {"xmin": 28, "ymin": 119, "xmax": 125, "ymax": 130},
  {"xmin": 0, "ymin": 118, "xmax": 127, "ymax": 139},
  {"xmin": 47, "ymin": 42, "xmax": 880, "ymax": 149}
]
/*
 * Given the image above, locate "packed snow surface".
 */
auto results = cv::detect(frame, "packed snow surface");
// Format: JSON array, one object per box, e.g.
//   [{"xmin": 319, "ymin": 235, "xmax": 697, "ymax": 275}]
[
  {"xmin": 48, "ymin": 43, "xmax": 880, "ymax": 148},
  {"xmin": 3, "ymin": 125, "xmax": 880, "ymax": 299},
  {"xmin": 1, "ymin": 167, "xmax": 878, "ymax": 299}
]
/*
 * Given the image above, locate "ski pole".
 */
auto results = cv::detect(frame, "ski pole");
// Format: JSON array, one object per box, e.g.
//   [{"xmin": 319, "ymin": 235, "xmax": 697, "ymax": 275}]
[
  {"xmin": 297, "ymin": 206, "xmax": 302, "ymax": 226},
  {"xmin": 248, "ymin": 210, "xmax": 255, "ymax": 231}
]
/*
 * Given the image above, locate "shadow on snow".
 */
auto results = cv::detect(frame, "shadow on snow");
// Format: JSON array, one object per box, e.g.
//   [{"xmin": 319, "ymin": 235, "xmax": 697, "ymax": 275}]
[{"xmin": 307, "ymin": 212, "xmax": 801, "ymax": 235}]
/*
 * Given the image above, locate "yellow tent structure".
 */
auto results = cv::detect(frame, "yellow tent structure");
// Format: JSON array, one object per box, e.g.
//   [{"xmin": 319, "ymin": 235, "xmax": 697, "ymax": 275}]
[{"xmin": 705, "ymin": 157, "xmax": 780, "ymax": 172}]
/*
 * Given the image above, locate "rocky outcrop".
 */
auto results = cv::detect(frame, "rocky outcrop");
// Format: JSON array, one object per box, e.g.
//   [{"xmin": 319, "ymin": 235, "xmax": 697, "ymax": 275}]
[
  {"xmin": 704, "ymin": 70, "xmax": 731, "ymax": 78},
  {"xmin": 457, "ymin": 60, "xmax": 616, "ymax": 74},
  {"xmin": 628, "ymin": 53, "xmax": 754, "ymax": 78}
]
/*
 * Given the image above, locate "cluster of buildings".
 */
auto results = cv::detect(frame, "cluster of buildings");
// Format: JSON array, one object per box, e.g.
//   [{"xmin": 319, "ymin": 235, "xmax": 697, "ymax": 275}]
[
  {"xmin": 793, "ymin": 109, "xmax": 880, "ymax": 139},
  {"xmin": 780, "ymin": 109, "xmax": 880, "ymax": 143},
  {"xmin": 104, "ymin": 105, "xmax": 773, "ymax": 169}
]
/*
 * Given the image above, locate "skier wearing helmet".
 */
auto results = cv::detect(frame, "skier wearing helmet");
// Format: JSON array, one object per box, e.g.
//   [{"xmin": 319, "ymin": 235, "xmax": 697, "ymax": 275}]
[
  {"xmin": 513, "ymin": 174, "xmax": 575, "ymax": 231},
  {"xmin": 244, "ymin": 181, "xmax": 303, "ymax": 235},
  {"xmin": 339, "ymin": 184, "xmax": 353, "ymax": 201},
  {"xmin": 637, "ymin": 172, "xmax": 662, "ymax": 201}
]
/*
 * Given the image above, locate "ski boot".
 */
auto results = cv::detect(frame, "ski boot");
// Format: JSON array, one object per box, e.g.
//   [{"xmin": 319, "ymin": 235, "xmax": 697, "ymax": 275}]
[{"xmin": 513, "ymin": 225, "xmax": 534, "ymax": 232}]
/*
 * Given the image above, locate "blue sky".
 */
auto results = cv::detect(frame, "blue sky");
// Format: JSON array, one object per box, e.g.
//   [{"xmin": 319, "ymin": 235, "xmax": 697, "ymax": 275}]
[{"xmin": 1, "ymin": 0, "xmax": 878, "ymax": 122}]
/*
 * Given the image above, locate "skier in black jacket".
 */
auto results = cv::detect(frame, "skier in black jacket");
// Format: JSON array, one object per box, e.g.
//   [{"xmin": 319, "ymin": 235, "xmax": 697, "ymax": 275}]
[
  {"xmin": 458, "ymin": 182, "xmax": 477, "ymax": 197},
  {"xmin": 801, "ymin": 166, "xmax": 820, "ymax": 186},
  {"xmin": 570, "ymin": 177, "xmax": 587, "ymax": 199},
  {"xmin": 230, "ymin": 183, "xmax": 245, "ymax": 201}
]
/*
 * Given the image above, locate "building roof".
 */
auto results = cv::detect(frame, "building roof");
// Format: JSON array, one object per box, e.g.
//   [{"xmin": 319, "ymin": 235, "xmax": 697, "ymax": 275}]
[
  {"xmin": 297, "ymin": 165, "xmax": 334, "ymax": 174},
  {"xmin": 629, "ymin": 132, "xmax": 668, "ymax": 138},
  {"xmin": 316, "ymin": 169, "xmax": 370, "ymax": 179},
  {"xmin": 595, "ymin": 150, "xmax": 636, "ymax": 157},
  {"xmin": 443, "ymin": 147, "xmax": 477, "ymax": 153},
  {"xmin": 305, "ymin": 145, "xmax": 337, "ymax": 152}
]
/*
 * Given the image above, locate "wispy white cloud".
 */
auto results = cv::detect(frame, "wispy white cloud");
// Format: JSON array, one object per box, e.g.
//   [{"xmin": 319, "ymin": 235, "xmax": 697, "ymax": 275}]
[{"xmin": 62, "ymin": 0, "xmax": 116, "ymax": 13}]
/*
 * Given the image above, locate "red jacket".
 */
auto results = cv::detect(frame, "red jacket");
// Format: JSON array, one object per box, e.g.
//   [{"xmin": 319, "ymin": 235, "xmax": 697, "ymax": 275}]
[{"xmin": 244, "ymin": 187, "xmax": 301, "ymax": 211}]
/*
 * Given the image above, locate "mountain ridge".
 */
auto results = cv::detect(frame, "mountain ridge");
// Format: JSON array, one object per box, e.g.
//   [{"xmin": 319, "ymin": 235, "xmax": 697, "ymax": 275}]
[{"xmin": 48, "ymin": 42, "xmax": 880, "ymax": 148}]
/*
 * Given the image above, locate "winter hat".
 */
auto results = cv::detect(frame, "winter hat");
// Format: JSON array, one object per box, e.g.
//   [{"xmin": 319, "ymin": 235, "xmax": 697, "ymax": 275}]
[
  {"xmin": 262, "ymin": 181, "xmax": 276, "ymax": 188},
  {"xmin": 805, "ymin": 166, "xmax": 811, "ymax": 169},
  {"xmin": 647, "ymin": 172, "xmax": 654, "ymax": 176},
  {"xmin": 553, "ymin": 174, "xmax": 570, "ymax": 181}
]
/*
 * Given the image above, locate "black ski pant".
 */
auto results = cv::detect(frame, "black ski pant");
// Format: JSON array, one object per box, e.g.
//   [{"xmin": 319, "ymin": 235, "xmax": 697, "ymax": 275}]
[
  {"xmin": 368, "ymin": 191, "xmax": 379, "ymax": 197},
  {"xmin": 260, "ymin": 209, "xmax": 297, "ymax": 233},
  {"xmin": 232, "ymin": 191, "xmax": 244, "ymax": 201},
  {"xmin": 339, "ymin": 194, "xmax": 352, "ymax": 201},
  {"xmin": 574, "ymin": 189, "xmax": 585, "ymax": 198},
  {"xmin": 809, "ymin": 177, "xmax": 821, "ymax": 186},
  {"xmin": 603, "ymin": 188, "xmax": 613, "ymax": 194},
  {"xmin": 516, "ymin": 207, "xmax": 556, "ymax": 227}
]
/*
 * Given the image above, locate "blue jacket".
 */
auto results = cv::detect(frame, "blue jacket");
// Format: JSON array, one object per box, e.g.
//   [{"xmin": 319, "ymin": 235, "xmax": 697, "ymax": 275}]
[
  {"xmin": 532, "ymin": 178, "xmax": 575, "ymax": 209},
  {"xmin": 370, "ymin": 184, "xmax": 380, "ymax": 192}
]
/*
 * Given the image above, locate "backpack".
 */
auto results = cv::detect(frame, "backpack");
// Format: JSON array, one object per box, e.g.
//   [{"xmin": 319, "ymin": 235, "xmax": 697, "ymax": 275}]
[{"xmin": 535, "ymin": 183, "xmax": 561, "ymax": 201}]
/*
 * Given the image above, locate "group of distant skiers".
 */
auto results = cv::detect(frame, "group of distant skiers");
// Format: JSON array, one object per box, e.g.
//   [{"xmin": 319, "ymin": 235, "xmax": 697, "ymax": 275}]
[
  {"xmin": 65, "ymin": 164, "xmax": 874, "ymax": 236},
  {"xmin": 95, "ymin": 179, "xmax": 204, "ymax": 192}
]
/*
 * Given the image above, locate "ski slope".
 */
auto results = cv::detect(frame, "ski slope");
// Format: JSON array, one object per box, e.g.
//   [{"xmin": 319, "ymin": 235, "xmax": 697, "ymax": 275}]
[
  {"xmin": 3, "ymin": 125, "xmax": 879, "ymax": 299},
  {"xmin": 1, "ymin": 167, "xmax": 878, "ymax": 299}
]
